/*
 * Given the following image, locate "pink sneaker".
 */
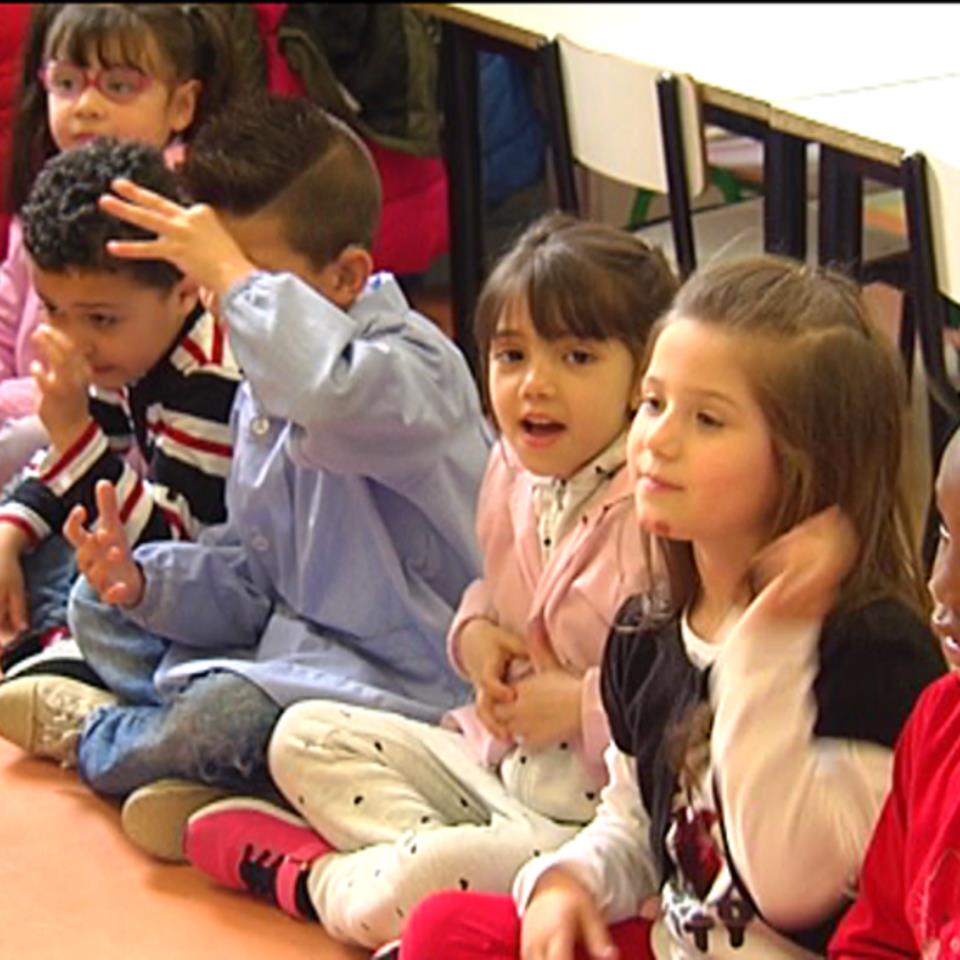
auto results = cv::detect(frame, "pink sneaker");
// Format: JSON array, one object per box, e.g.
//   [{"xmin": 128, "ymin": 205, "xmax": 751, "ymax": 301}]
[{"xmin": 185, "ymin": 797, "xmax": 333, "ymax": 919}]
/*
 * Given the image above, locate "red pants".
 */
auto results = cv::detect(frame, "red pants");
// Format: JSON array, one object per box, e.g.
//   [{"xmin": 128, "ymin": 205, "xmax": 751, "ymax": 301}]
[{"xmin": 398, "ymin": 891, "xmax": 655, "ymax": 959}]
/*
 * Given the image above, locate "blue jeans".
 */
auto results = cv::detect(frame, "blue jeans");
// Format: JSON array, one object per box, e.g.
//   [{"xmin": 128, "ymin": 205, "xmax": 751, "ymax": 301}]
[
  {"xmin": 21, "ymin": 534, "xmax": 77, "ymax": 640},
  {"xmin": 68, "ymin": 578, "xmax": 281, "ymax": 797}
]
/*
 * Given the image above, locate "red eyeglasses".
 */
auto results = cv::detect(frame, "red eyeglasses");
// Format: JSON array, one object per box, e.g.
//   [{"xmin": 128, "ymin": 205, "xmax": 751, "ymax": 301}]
[{"xmin": 38, "ymin": 60, "xmax": 154, "ymax": 105}]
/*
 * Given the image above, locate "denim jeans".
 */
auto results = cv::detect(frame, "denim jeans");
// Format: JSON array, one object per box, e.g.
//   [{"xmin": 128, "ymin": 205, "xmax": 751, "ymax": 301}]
[
  {"xmin": 21, "ymin": 534, "xmax": 77, "ymax": 640},
  {"xmin": 68, "ymin": 577, "xmax": 281, "ymax": 797}
]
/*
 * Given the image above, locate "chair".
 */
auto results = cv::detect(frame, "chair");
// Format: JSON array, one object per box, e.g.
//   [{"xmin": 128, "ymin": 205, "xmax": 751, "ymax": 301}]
[
  {"xmin": 901, "ymin": 151, "xmax": 960, "ymax": 564},
  {"xmin": 554, "ymin": 33, "xmax": 765, "ymax": 278}
]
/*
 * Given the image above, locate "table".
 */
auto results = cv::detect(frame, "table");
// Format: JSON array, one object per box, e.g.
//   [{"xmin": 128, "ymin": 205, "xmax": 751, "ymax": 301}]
[{"xmin": 415, "ymin": 3, "xmax": 960, "ymax": 370}]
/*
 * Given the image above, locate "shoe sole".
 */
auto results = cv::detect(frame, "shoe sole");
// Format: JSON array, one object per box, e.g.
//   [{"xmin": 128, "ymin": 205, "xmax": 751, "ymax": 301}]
[
  {"xmin": 122, "ymin": 780, "xmax": 232, "ymax": 863},
  {"xmin": 187, "ymin": 796, "xmax": 313, "ymax": 830}
]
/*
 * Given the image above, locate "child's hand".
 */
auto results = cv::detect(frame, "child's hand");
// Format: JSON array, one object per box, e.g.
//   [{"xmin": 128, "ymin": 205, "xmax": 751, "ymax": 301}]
[
  {"xmin": 98, "ymin": 179, "xmax": 255, "ymax": 297},
  {"xmin": 29, "ymin": 323, "xmax": 93, "ymax": 454},
  {"xmin": 458, "ymin": 618, "xmax": 528, "ymax": 740},
  {"xmin": 748, "ymin": 505, "xmax": 858, "ymax": 622},
  {"xmin": 522, "ymin": 867, "xmax": 618, "ymax": 960},
  {"xmin": 493, "ymin": 667, "xmax": 585, "ymax": 749},
  {"xmin": 0, "ymin": 524, "xmax": 29, "ymax": 637},
  {"xmin": 63, "ymin": 480, "xmax": 144, "ymax": 607}
]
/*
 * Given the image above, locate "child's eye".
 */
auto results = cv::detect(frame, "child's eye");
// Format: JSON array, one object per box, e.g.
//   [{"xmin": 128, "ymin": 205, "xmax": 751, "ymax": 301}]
[
  {"xmin": 638, "ymin": 395, "xmax": 663, "ymax": 414},
  {"xmin": 89, "ymin": 313, "xmax": 119, "ymax": 329},
  {"xmin": 492, "ymin": 348, "xmax": 524, "ymax": 365},
  {"xmin": 564, "ymin": 349, "xmax": 595, "ymax": 366},
  {"xmin": 51, "ymin": 75, "xmax": 79, "ymax": 94},
  {"xmin": 696, "ymin": 411, "xmax": 724, "ymax": 429}
]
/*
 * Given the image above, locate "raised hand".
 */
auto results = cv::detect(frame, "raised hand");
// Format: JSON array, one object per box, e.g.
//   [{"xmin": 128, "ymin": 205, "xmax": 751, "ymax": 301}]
[
  {"xmin": 458, "ymin": 618, "xmax": 529, "ymax": 740},
  {"xmin": 98, "ymin": 178, "xmax": 255, "ymax": 296},
  {"xmin": 62, "ymin": 480, "xmax": 144, "ymax": 607},
  {"xmin": 30, "ymin": 323, "xmax": 93, "ymax": 454}
]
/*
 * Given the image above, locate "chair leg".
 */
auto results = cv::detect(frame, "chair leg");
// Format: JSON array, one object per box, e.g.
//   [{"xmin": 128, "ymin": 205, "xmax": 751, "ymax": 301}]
[
  {"xmin": 899, "ymin": 291, "xmax": 916, "ymax": 395},
  {"xmin": 440, "ymin": 22, "xmax": 484, "ymax": 380},
  {"xmin": 538, "ymin": 40, "xmax": 579, "ymax": 214},
  {"xmin": 656, "ymin": 73, "xmax": 696, "ymax": 278},
  {"xmin": 763, "ymin": 130, "xmax": 807, "ymax": 260}
]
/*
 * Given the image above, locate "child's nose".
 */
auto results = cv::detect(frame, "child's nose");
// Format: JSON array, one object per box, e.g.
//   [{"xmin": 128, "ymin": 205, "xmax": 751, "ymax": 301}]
[
  {"xmin": 73, "ymin": 85, "xmax": 108, "ymax": 115},
  {"xmin": 520, "ymin": 358, "xmax": 554, "ymax": 396},
  {"xmin": 644, "ymin": 411, "xmax": 681, "ymax": 457}
]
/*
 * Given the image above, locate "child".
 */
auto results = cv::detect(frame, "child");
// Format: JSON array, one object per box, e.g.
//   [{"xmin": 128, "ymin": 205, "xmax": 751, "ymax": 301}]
[
  {"xmin": 170, "ymin": 213, "xmax": 678, "ymax": 949},
  {"xmin": 386, "ymin": 256, "xmax": 946, "ymax": 960},
  {"xmin": 0, "ymin": 136, "xmax": 240, "ymax": 685},
  {"xmin": 828, "ymin": 427, "xmax": 960, "ymax": 958},
  {"xmin": 0, "ymin": 94, "xmax": 488, "ymax": 858},
  {"xmin": 0, "ymin": 2, "xmax": 240, "ymax": 487}
]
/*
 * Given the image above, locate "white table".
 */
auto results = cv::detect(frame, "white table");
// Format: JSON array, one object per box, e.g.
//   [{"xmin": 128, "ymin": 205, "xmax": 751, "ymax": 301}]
[{"xmin": 413, "ymin": 2, "xmax": 960, "ymax": 362}]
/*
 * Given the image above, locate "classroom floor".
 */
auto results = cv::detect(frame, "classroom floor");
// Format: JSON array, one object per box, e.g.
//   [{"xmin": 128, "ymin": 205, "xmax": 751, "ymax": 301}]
[{"xmin": 0, "ymin": 740, "xmax": 369, "ymax": 960}]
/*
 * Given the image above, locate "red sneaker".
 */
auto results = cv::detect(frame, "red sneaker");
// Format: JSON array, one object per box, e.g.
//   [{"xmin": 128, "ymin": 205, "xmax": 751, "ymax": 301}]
[{"xmin": 185, "ymin": 797, "xmax": 333, "ymax": 918}]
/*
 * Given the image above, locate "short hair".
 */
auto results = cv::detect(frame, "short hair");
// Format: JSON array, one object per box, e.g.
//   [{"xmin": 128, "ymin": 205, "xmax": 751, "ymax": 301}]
[
  {"xmin": 181, "ymin": 92, "xmax": 382, "ymax": 268},
  {"xmin": 21, "ymin": 136, "xmax": 183, "ymax": 290}
]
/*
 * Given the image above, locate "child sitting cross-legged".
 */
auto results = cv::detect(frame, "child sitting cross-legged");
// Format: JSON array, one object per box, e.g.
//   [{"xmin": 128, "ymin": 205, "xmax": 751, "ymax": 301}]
[
  {"xmin": 0, "ymin": 93, "xmax": 489, "ymax": 864},
  {"xmin": 0, "ymin": 136, "xmax": 239, "ymax": 686},
  {"xmin": 169, "ymin": 213, "xmax": 679, "ymax": 952}
]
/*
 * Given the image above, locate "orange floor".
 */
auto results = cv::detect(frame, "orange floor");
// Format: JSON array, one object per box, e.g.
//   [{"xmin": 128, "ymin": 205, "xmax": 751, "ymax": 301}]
[{"xmin": 0, "ymin": 740, "xmax": 368, "ymax": 960}]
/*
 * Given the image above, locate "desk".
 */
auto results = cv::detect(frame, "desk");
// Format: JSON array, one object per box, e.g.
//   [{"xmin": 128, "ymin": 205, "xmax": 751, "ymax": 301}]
[{"xmin": 416, "ymin": 3, "xmax": 960, "ymax": 367}]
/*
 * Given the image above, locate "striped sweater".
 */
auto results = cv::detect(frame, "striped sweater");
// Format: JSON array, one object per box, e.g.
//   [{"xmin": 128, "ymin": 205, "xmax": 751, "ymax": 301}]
[{"xmin": 0, "ymin": 305, "xmax": 241, "ymax": 548}]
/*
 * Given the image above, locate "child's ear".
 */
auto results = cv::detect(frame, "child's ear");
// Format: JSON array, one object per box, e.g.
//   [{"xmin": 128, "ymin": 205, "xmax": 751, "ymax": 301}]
[
  {"xmin": 169, "ymin": 78, "xmax": 201, "ymax": 136},
  {"xmin": 172, "ymin": 275, "xmax": 201, "ymax": 317},
  {"xmin": 327, "ymin": 246, "xmax": 373, "ymax": 308}
]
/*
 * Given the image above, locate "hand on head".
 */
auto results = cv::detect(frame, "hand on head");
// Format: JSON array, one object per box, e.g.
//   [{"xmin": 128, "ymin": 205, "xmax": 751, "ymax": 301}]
[
  {"xmin": 98, "ymin": 179, "xmax": 255, "ymax": 296},
  {"xmin": 747, "ymin": 505, "xmax": 859, "ymax": 623},
  {"xmin": 62, "ymin": 480, "xmax": 144, "ymax": 607}
]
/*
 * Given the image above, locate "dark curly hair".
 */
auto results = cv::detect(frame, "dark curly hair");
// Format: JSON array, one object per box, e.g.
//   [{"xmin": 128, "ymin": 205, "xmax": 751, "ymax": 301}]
[{"xmin": 20, "ymin": 137, "xmax": 183, "ymax": 291}]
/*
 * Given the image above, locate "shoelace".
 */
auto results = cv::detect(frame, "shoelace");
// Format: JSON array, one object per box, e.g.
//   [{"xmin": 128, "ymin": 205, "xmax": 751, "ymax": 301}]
[
  {"xmin": 36, "ymin": 690, "xmax": 91, "ymax": 763},
  {"xmin": 239, "ymin": 844, "xmax": 288, "ymax": 904}
]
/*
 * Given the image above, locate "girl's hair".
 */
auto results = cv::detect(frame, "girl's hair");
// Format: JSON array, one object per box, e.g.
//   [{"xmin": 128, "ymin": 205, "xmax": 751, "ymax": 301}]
[
  {"xmin": 646, "ymin": 254, "xmax": 928, "ymax": 620},
  {"xmin": 6, "ymin": 3, "xmax": 244, "ymax": 213},
  {"xmin": 473, "ymin": 212, "xmax": 678, "ymax": 406}
]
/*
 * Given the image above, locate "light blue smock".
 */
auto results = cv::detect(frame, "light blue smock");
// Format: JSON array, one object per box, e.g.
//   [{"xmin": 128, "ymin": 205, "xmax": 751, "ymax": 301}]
[{"xmin": 125, "ymin": 271, "xmax": 491, "ymax": 723}]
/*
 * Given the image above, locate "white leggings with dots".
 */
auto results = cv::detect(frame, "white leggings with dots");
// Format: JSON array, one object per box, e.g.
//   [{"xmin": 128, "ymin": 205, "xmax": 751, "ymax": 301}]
[{"xmin": 268, "ymin": 699, "xmax": 601, "ymax": 948}]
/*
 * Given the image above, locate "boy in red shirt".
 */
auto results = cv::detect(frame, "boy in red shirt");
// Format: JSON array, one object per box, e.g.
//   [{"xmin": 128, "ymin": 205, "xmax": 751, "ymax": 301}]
[{"xmin": 829, "ymin": 430, "xmax": 960, "ymax": 957}]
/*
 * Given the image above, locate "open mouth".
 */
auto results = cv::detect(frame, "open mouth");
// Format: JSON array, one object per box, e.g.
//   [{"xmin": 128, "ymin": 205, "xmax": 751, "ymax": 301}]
[{"xmin": 520, "ymin": 417, "xmax": 565, "ymax": 439}]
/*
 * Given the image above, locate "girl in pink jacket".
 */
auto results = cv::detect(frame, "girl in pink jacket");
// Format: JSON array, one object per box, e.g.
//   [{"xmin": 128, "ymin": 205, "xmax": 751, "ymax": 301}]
[{"xmin": 173, "ymin": 213, "xmax": 679, "ymax": 950}]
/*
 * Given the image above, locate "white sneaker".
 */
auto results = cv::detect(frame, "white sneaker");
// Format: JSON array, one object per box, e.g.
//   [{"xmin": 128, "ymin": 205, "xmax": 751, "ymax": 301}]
[
  {"xmin": 0, "ymin": 675, "xmax": 117, "ymax": 766},
  {"xmin": 122, "ymin": 779, "xmax": 232, "ymax": 862}
]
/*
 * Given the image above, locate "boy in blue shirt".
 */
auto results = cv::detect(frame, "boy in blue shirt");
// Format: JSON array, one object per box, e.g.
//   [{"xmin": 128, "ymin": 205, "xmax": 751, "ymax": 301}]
[{"xmin": 0, "ymin": 94, "xmax": 488, "ymax": 860}]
